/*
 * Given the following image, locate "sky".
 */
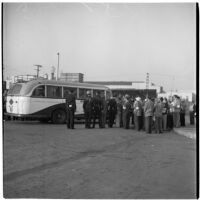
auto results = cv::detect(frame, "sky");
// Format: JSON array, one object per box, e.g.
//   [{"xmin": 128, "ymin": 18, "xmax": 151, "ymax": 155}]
[{"xmin": 3, "ymin": 3, "xmax": 196, "ymax": 92}]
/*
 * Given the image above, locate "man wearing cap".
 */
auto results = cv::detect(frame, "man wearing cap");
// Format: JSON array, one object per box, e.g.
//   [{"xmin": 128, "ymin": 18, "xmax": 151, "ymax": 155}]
[
  {"xmin": 134, "ymin": 96, "xmax": 143, "ymax": 131},
  {"xmin": 65, "ymin": 90, "xmax": 76, "ymax": 129},
  {"xmin": 83, "ymin": 91, "xmax": 92, "ymax": 128}
]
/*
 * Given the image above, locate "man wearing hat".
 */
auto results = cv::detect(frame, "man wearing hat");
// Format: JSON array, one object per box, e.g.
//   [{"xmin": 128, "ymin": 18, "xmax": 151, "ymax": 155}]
[
  {"xmin": 134, "ymin": 96, "xmax": 143, "ymax": 131},
  {"xmin": 91, "ymin": 91, "xmax": 103, "ymax": 128},
  {"xmin": 173, "ymin": 95, "xmax": 181, "ymax": 128},
  {"xmin": 65, "ymin": 90, "xmax": 76, "ymax": 129},
  {"xmin": 83, "ymin": 90, "xmax": 92, "ymax": 128},
  {"xmin": 107, "ymin": 95, "xmax": 117, "ymax": 128},
  {"xmin": 122, "ymin": 94, "xmax": 132, "ymax": 129},
  {"xmin": 144, "ymin": 96, "xmax": 154, "ymax": 133}
]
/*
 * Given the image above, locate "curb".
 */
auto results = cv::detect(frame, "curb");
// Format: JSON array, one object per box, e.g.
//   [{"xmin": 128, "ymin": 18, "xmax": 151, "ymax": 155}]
[{"xmin": 173, "ymin": 128, "xmax": 196, "ymax": 139}]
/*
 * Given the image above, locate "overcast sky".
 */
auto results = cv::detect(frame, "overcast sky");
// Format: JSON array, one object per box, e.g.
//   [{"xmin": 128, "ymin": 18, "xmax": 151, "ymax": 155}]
[{"xmin": 3, "ymin": 3, "xmax": 196, "ymax": 92}]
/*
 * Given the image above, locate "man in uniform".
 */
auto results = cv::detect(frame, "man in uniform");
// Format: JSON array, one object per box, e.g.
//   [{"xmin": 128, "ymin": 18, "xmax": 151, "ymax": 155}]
[
  {"xmin": 107, "ymin": 96, "xmax": 117, "ymax": 128},
  {"xmin": 65, "ymin": 90, "xmax": 76, "ymax": 129},
  {"xmin": 83, "ymin": 91, "xmax": 93, "ymax": 128},
  {"xmin": 91, "ymin": 92, "xmax": 103, "ymax": 128}
]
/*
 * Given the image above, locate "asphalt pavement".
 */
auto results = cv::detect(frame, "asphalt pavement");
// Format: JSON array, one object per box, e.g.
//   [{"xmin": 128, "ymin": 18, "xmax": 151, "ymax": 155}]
[{"xmin": 3, "ymin": 120, "xmax": 197, "ymax": 199}]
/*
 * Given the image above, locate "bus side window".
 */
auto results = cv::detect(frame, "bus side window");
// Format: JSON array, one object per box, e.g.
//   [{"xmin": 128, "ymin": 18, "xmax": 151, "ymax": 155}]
[
  {"xmin": 47, "ymin": 86, "xmax": 62, "ymax": 98},
  {"xmin": 32, "ymin": 85, "xmax": 45, "ymax": 97},
  {"xmin": 106, "ymin": 90, "xmax": 111, "ymax": 99},
  {"xmin": 79, "ymin": 88, "xmax": 92, "ymax": 99},
  {"xmin": 93, "ymin": 90, "xmax": 104, "ymax": 97},
  {"xmin": 63, "ymin": 87, "xmax": 77, "ymax": 98}
]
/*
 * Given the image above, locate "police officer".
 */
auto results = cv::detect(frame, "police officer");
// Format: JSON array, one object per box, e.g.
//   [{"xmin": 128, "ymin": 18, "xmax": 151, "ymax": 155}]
[
  {"xmin": 107, "ymin": 96, "xmax": 117, "ymax": 128},
  {"xmin": 122, "ymin": 94, "xmax": 131, "ymax": 129},
  {"xmin": 65, "ymin": 90, "xmax": 76, "ymax": 129},
  {"xmin": 91, "ymin": 92, "xmax": 103, "ymax": 128},
  {"xmin": 83, "ymin": 91, "xmax": 92, "ymax": 128}
]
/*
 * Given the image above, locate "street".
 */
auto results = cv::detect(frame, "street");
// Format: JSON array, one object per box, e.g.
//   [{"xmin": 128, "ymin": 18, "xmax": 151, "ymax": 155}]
[{"xmin": 3, "ymin": 120, "xmax": 196, "ymax": 199}]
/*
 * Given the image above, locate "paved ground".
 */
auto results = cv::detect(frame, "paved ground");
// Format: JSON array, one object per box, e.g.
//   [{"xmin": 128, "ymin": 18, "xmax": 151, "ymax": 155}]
[
  {"xmin": 174, "ymin": 125, "xmax": 196, "ymax": 139},
  {"xmin": 3, "ymin": 121, "xmax": 197, "ymax": 199}
]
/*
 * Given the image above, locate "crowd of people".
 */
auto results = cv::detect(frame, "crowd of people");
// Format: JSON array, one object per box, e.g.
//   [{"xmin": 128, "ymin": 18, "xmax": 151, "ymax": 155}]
[{"xmin": 65, "ymin": 90, "xmax": 196, "ymax": 132}]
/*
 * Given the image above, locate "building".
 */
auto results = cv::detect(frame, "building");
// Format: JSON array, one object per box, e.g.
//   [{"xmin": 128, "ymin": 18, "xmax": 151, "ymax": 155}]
[
  {"xmin": 157, "ymin": 91, "xmax": 196, "ymax": 102},
  {"xmin": 85, "ymin": 81, "xmax": 163, "ymax": 93},
  {"xmin": 85, "ymin": 81, "xmax": 163, "ymax": 99},
  {"xmin": 59, "ymin": 73, "xmax": 84, "ymax": 83}
]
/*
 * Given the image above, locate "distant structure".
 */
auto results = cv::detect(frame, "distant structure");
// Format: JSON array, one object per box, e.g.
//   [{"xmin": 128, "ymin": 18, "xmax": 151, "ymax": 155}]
[
  {"xmin": 51, "ymin": 66, "xmax": 56, "ymax": 80},
  {"xmin": 85, "ymin": 81, "xmax": 163, "ymax": 94},
  {"xmin": 146, "ymin": 73, "xmax": 149, "ymax": 90},
  {"xmin": 59, "ymin": 73, "xmax": 84, "ymax": 83},
  {"xmin": 85, "ymin": 81, "xmax": 163, "ymax": 99}
]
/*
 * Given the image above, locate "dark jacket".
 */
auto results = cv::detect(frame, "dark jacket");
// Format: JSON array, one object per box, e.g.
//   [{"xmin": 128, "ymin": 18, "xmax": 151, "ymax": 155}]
[
  {"xmin": 83, "ymin": 97, "xmax": 92, "ymax": 112},
  {"xmin": 107, "ymin": 98, "xmax": 117, "ymax": 115},
  {"xmin": 65, "ymin": 94, "xmax": 76, "ymax": 111}
]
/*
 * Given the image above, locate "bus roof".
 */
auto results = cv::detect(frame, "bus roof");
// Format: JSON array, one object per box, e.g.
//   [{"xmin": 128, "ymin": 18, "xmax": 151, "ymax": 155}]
[{"xmin": 12, "ymin": 79, "xmax": 111, "ymax": 96}]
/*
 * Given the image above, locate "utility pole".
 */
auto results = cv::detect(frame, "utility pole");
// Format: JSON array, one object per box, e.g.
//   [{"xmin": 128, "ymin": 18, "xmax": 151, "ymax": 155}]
[
  {"xmin": 57, "ymin": 52, "xmax": 60, "ymax": 81},
  {"xmin": 34, "ymin": 65, "xmax": 42, "ymax": 78},
  {"xmin": 146, "ymin": 73, "xmax": 149, "ymax": 98}
]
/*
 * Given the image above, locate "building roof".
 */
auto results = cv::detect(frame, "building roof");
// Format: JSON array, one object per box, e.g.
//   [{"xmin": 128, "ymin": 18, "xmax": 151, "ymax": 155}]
[{"xmin": 85, "ymin": 81, "xmax": 144, "ymax": 85}]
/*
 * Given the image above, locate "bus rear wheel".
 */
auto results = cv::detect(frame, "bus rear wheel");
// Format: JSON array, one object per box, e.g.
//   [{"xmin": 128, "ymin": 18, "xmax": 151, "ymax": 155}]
[{"xmin": 52, "ymin": 109, "xmax": 66, "ymax": 124}]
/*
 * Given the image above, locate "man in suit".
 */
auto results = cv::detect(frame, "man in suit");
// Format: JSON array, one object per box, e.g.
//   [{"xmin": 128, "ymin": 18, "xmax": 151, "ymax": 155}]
[
  {"xmin": 91, "ymin": 92, "xmax": 103, "ymax": 128},
  {"xmin": 144, "ymin": 96, "xmax": 154, "ymax": 133},
  {"xmin": 134, "ymin": 96, "xmax": 143, "ymax": 131},
  {"xmin": 65, "ymin": 90, "xmax": 76, "ymax": 129},
  {"xmin": 83, "ymin": 91, "xmax": 93, "ymax": 128},
  {"xmin": 122, "ymin": 94, "xmax": 132, "ymax": 129},
  {"xmin": 107, "ymin": 96, "xmax": 117, "ymax": 128}
]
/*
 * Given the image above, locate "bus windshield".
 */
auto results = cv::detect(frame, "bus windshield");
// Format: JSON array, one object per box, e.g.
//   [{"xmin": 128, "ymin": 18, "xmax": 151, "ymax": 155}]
[{"xmin": 7, "ymin": 84, "xmax": 23, "ymax": 95}]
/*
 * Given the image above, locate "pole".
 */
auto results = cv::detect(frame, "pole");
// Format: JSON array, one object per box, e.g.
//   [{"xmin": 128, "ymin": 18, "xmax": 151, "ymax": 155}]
[
  {"xmin": 34, "ymin": 65, "xmax": 42, "ymax": 78},
  {"xmin": 57, "ymin": 52, "xmax": 60, "ymax": 81}
]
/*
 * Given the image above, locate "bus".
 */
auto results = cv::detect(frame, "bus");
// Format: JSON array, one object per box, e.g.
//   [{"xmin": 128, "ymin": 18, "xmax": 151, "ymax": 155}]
[{"xmin": 6, "ymin": 79, "xmax": 112, "ymax": 124}]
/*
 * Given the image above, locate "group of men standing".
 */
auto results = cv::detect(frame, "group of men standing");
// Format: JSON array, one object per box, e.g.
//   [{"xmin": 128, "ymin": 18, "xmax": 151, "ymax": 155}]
[
  {"xmin": 83, "ymin": 91, "xmax": 117, "ymax": 128},
  {"xmin": 65, "ymin": 90, "xmax": 196, "ymax": 133}
]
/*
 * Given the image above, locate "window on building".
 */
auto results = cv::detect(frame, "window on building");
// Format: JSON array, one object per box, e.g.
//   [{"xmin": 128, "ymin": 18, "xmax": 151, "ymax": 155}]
[
  {"xmin": 63, "ymin": 87, "xmax": 77, "ymax": 98},
  {"xmin": 32, "ymin": 85, "xmax": 45, "ymax": 97},
  {"xmin": 47, "ymin": 85, "xmax": 62, "ymax": 98}
]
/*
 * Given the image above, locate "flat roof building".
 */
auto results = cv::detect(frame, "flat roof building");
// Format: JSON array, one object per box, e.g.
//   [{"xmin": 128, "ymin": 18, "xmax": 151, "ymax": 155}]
[{"xmin": 59, "ymin": 73, "xmax": 84, "ymax": 83}]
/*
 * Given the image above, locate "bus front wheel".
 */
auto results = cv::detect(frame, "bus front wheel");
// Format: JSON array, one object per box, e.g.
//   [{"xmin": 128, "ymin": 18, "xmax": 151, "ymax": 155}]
[{"xmin": 51, "ymin": 109, "xmax": 66, "ymax": 124}]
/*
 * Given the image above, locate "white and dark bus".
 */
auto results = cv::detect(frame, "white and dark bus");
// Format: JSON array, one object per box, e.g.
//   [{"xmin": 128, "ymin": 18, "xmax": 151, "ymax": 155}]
[{"xmin": 6, "ymin": 79, "xmax": 112, "ymax": 123}]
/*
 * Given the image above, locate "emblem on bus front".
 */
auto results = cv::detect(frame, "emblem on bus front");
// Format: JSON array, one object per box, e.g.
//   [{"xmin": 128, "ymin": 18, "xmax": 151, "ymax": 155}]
[{"xmin": 9, "ymin": 99, "xmax": 13, "ymax": 105}]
